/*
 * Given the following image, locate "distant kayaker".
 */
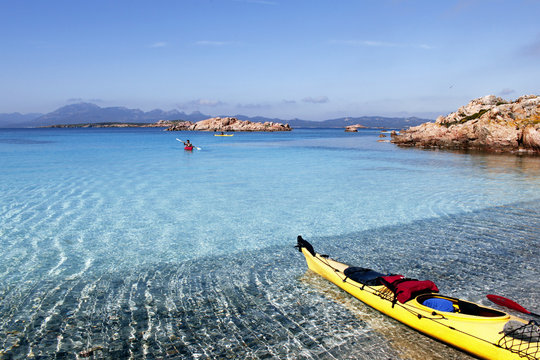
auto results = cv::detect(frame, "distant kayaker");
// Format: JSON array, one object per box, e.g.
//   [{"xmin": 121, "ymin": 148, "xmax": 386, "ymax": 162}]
[
  {"xmin": 183, "ymin": 140, "xmax": 193, "ymax": 147},
  {"xmin": 220, "ymin": 131, "xmax": 224, "ymax": 135}
]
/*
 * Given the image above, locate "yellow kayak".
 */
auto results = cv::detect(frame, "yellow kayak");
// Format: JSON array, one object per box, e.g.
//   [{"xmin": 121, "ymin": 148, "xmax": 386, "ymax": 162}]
[
  {"xmin": 296, "ymin": 236, "xmax": 539, "ymax": 360},
  {"xmin": 214, "ymin": 134, "xmax": 234, "ymax": 136}
]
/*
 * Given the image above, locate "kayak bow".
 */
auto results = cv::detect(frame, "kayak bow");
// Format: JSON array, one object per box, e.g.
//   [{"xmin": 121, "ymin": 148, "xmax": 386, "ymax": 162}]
[{"xmin": 296, "ymin": 236, "xmax": 539, "ymax": 360}]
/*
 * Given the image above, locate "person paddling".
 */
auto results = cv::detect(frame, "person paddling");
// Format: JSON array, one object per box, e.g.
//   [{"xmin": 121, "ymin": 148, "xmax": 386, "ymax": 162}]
[{"xmin": 176, "ymin": 138, "xmax": 200, "ymax": 150}]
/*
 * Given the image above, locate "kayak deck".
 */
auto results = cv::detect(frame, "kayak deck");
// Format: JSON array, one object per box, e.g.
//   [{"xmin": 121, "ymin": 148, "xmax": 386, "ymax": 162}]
[{"xmin": 296, "ymin": 236, "xmax": 539, "ymax": 360}]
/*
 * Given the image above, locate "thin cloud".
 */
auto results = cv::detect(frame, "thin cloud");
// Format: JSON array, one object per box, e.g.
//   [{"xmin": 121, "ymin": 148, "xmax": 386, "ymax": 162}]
[
  {"xmin": 363, "ymin": 40, "xmax": 397, "ymax": 47},
  {"xmin": 445, "ymin": 0, "xmax": 481, "ymax": 18},
  {"xmin": 67, "ymin": 98, "xmax": 104, "ymax": 103},
  {"xmin": 195, "ymin": 40, "xmax": 236, "ymax": 46},
  {"xmin": 499, "ymin": 88, "xmax": 515, "ymax": 96},
  {"xmin": 302, "ymin": 96, "xmax": 329, "ymax": 104},
  {"xmin": 521, "ymin": 35, "xmax": 540, "ymax": 57},
  {"xmin": 331, "ymin": 39, "xmax": 432, "ymax": 50},
  {"xmin": 150, "ymin": 42, "xmax": 167, "ymax": 48},
  {"xmin": 189, "ymin": 99, "xmax": 226, "ymax": 107},
  {"xmin": 236, "ymin": 102, "xmax": 271, "ymax": 109},
  {"xmin": 176, "ymin": 99, "xmax": 227, "ymax": 111},
  {"xmin": 233, "ymin": 0, "xmax": 278, "ymax": 5}
]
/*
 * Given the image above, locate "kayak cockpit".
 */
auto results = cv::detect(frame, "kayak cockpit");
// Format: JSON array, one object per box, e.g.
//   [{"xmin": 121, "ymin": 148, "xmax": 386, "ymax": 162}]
[{"xmin": 415, "ymin": 294, "xmax": 508, "ymax": 317}]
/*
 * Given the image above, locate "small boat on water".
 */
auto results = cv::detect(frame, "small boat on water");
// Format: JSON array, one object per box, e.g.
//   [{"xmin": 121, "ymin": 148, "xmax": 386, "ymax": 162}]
[
  {"xmin": 296, "ymin": 236, "xmax": 539, "ymax": 360},
  {"xmin": 184, "ymin": 146, "xmax": 193, "ymax": 151},
  {"xmin": 214, "ymin": 133, "xmax": 234, "ymax": 137}
]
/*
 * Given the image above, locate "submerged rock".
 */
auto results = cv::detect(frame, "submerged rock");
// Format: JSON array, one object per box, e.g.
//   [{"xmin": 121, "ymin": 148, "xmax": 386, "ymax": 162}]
[
  {"xmin": 78, "ymin": 346, "xmax": 103, "ymax": 358},
  {"xmin": 391, "ymin": 95, "xmax": 540, "ymax": 153},
  {"xmin": 166, "ymin": 117, "xmax": 291, "ymax": 132}
]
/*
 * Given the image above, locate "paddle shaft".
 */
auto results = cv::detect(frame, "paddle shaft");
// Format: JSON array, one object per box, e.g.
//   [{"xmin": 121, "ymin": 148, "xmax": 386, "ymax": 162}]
[{"xmin": 487, "ymin": 294, "xmax": 540, "ymax": 317}]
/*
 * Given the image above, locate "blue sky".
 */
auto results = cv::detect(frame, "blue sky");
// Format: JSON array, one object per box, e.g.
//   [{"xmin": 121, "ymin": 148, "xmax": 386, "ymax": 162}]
[{"xmin": 1, "ymin": 0, "xmax": 539, "ymax": 120}]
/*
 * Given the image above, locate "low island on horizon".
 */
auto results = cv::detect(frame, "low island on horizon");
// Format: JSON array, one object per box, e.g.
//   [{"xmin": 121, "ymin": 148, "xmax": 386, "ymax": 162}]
[
  {"xmin": 38, "ymin": 114, "xmax": 417, "ymax": 132},
  {"xmin": 43, "ymin": 117, "xmax": 292, "ymax": 132}
]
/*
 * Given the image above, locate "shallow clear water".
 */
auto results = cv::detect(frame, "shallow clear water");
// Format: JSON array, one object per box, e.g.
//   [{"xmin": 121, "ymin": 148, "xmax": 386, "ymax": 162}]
[{"xmin": 0, "ymin": 128, "xmax": 539, "ymax": 359}]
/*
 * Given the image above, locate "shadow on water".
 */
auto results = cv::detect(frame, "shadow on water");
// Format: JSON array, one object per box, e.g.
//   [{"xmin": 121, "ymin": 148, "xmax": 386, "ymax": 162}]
[
  {"xmin": 309, "ymin": 200, "xmax": 540, "ymax": 308},
  {"xmin": 1, "ymin": 200, "xmax": 538, "ymax": 359}
]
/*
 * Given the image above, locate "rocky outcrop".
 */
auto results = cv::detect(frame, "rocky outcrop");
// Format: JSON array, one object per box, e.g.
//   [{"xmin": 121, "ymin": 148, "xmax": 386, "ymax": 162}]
[
  {"xmin": 391, "ymin": 95, "xmax": 540, "ymax": 153},
  {"xmin": 163, "ymin": 120, "xmax": 192, "ymax": 130},
  {"xmin": 151, "ymin": 120, "xmax": 183, "ymax": 127},
  {"xmin": 345, "ymin": 124, "xmax": 366, "ymax": 132},
  {"xmin": 166, "ymin": 117, "xmax": 291, "ymax": 132}
]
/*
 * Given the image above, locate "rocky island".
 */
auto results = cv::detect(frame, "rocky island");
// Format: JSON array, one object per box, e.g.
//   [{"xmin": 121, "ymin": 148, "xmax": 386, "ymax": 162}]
[
  {"xmin": 43, "ymin": 117, "xmax": 291, "ymax": 132},
  {"xmin": 344, "ymin": 124, "xmax": 367, "ymax": 132},
  {"xmin": 165, "ymin": 116, "xmax": 291, "ymax": 132},
  {"xmin": 391, "ymin": 95, "xmax": 540, "ymax": 153},
  {"xmin": 45, "ymin": 120, "xmax": 179, "ymax": 128}
]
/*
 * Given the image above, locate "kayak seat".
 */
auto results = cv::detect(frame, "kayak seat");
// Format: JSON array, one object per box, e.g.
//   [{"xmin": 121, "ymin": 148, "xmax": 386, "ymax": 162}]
[
  {"xmin": 422, "ymin": 298, "xmax": 454, "ymax": 312},
  {"xmin": 343, "ymin": 267, "xmax": 386, "ymax": 286}
]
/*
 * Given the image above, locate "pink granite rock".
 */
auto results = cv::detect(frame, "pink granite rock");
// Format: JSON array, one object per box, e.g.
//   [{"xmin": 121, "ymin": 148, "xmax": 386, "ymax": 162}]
[
  {"xmin": 345, "ymin": 124, "xmax": 367, "ymax": 132},
  {"xmin": 392, "ymin": 95, "xmax": 540, "ymax": 153},
  {"xmin": 166, "ymin": 117, "xmax": 291, "ymax": 132}
]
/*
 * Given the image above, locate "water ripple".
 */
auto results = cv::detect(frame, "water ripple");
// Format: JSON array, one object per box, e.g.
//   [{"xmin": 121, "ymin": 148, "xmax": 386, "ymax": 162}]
[{"xmin": 0, "ymin": 202, "xmax": 538, "ymax": 358}]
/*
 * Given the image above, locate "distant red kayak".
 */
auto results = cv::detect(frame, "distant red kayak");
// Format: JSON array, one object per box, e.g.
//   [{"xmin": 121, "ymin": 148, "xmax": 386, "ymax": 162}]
[{"xmin": 184, "ymin": 146, "xmax": 193, "ymax": 151}]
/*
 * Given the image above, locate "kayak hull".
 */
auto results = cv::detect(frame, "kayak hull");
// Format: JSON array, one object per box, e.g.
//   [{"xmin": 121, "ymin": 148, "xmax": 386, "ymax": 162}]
[
  {"xmin": 184, "ymin": 146, "xmax": 193, "ymax": 151},
  {"xmin": 297, "ymin": 238, "xmax": 537, "ymax": 360}
]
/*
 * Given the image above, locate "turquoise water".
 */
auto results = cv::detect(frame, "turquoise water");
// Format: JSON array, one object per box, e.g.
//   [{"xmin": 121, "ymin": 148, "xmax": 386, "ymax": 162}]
[{"xmin": 0, "ymin": 128, "xmax": 539, "ymax": 359}]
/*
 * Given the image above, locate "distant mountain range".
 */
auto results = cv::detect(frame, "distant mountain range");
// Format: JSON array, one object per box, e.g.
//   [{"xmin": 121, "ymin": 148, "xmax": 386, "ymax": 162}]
[
  {"xmin": 0, "ymin": 103, "xmax": 433, "ymax": 129},
  {"xmin": 0, "ymin": 112, "xmax": 45, "ymax": 128}
]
